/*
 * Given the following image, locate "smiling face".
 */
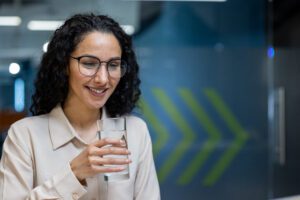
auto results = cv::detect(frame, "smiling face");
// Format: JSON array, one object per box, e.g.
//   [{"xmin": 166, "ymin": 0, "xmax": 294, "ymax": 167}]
[{"xmin": 65, "ymin": 31, "xmax": 122, "ymax": 111}]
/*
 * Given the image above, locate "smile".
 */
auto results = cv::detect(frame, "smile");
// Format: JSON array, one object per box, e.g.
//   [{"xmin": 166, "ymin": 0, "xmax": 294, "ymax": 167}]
[{"xmin": 87, "ymin": 86, "xmax": 108, "ymax": 96}]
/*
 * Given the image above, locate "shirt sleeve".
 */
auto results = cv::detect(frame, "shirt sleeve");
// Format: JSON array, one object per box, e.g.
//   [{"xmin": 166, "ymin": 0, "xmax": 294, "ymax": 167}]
[
  {"xmin": 134, "ymin": 122, "xmax": 161, "ymax": 200},
  {"xmin": 0, "ymin": 125, "xmax": 87, "ymax": 200}
]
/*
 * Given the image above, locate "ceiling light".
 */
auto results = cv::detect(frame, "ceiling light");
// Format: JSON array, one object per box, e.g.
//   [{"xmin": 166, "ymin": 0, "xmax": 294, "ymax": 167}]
[
  {"xmin": 27, "ymin": 20, "xmax": 63, "ymax": 31},
  {"xmin": 43, "ymin": 42, "xmax": 49, "ymax": 52},
  {"xmin": 9, "ymin": 63, "xmax": 20, "ymax": 75},
  {"xmin": 0, "ymin": 16, "xmax": 21, "ymax": 26},
  {"xmin": 121, "ymin": 25, "xmax": 135, "ymax": 35}
]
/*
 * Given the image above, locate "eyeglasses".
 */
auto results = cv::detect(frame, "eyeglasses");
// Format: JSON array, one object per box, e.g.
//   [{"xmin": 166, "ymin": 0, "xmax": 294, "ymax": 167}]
[{"xmin": 70, "ymin": 55, "xmax": 127, "ymax": 78}]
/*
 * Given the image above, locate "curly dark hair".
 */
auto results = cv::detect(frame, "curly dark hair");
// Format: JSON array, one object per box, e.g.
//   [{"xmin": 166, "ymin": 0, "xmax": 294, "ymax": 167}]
[{"xmin": 30, "ymin": 13, "xmax": 141, "ymax": 117}]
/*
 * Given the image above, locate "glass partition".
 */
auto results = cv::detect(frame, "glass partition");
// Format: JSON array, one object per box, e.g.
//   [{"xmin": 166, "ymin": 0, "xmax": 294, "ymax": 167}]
[{"xmin": 134, "ymin": 1, "xmax": 269, "ymax": 199}]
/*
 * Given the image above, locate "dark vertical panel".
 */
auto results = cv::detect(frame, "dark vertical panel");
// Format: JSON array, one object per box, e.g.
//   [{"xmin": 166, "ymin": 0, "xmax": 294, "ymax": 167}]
[{"xmin": 134, "ymin": 1, "xmax": 268, "ymax": 199}]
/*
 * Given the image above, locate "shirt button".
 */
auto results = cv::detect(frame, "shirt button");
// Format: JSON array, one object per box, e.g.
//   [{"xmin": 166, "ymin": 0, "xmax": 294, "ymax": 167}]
[{"xmin": 72, "ymin": 192, "xmax": 79, "ymax": 200}]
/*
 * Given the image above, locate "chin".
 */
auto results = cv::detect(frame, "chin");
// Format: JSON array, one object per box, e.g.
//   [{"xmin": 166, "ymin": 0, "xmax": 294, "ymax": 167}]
[
  {"xmin": 88, "ymin": 101, "xmax": 106, "ymax": 110},
  {"xmin": 83, "ymin": 95, "xmax": 108, "ymax": 109}
]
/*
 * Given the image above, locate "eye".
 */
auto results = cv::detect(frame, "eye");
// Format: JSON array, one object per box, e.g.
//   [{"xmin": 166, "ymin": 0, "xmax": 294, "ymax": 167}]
[
  {"xmin": 80, "ymin": 57, "xmax": 99, "ymax": 68},
  {"xmin": 82, "ymin": 62, "xmax": 98, "ymax": 68},
  {"xmin": 108, "ymin": 60, "xmax": 121, "ymax": 69}
]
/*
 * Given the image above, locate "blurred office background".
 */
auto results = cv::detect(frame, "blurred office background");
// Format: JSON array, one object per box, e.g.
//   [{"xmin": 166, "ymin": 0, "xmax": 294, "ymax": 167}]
[{"xmin": 0, "ymin": 0, "xmax": 299, "ymax": 199}]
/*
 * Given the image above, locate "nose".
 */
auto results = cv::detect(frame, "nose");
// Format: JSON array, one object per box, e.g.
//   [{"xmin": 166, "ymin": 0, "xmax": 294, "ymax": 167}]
[{"xmin": 94, "ymin": 63, "xmax": 109, "ymax": 84}]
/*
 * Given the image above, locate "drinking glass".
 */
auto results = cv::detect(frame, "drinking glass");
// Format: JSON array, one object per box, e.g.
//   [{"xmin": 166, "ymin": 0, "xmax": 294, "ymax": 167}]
[{"xmin": 97, "ymin": 117, "xmax": 129, "ymax": 181}]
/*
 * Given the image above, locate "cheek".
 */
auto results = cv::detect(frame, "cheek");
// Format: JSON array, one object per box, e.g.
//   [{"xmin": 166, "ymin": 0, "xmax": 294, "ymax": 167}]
[
  {"xmin": 69, "ymin": 70, "xmax": 86, "ymax": 91},
  {"xmin": 111, "ymin": 79, "xmax": 121, "ymax": 90}
]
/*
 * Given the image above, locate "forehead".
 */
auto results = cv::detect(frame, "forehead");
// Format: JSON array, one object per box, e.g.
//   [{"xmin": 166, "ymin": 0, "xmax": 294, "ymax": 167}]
[{"xmin": 73, "ymin": 31, "xmax": 122, "ymax": 58}]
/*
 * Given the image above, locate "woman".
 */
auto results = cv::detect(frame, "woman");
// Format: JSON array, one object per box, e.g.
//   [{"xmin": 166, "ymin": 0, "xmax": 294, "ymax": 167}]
[{"xmin": 0, "ymin": 14, "xmax": 160, "ymax": 200}]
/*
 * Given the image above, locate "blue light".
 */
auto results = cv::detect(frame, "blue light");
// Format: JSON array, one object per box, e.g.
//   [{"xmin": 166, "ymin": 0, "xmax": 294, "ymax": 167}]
[
  {"xmin": 14, "ymin": 78, "xmax": 25, "ymax": 112},
  {"xmin": 268, "ymin": 47, "xmax": 275, "ymax": 58}
]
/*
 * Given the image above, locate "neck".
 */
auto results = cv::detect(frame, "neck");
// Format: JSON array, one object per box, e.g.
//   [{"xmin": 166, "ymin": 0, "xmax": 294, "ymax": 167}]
[{"xmin": 63, "ymin": 100, "xmax": 101, "ymax": 142}]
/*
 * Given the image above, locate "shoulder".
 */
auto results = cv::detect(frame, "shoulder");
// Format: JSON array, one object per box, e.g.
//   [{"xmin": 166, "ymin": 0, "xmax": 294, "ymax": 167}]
[
  {"xmin": 6, "ymin": 114, "xmax": 50, "ymax": 155},
  {"xmin": 125, "ymin": 114, "xmax": 147, "ymax": 125},
  {"xmin": 124, "ymin": 114, "xmax": 154, "ymax": 163},
  {"xmin": 125, "ymin": 114, "xmax": 152, "ymax": 143},
  {"xmin": 11, "ymin": 114, "xmax": 49, "ymax": 131},
  {"xmin": 125, "ymin": 114, "xmax": 148, "ymax": 132},
  {"xmin": 8, "ymin": 114, "xmax": 49, "ymax": 141}
]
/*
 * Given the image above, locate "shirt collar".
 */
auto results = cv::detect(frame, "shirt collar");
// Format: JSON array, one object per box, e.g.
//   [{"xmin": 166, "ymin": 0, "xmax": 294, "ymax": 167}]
[
  {"xmin": 101, "ymin": 106, "xmax": 108, "ymax": 119},
  {"xmin": 48, "ymin": 105, "xmax": 109, "ymax": 150},
  {"xmin": 48, "ymin": 105, "xmax": 77, "ymax": 150}
]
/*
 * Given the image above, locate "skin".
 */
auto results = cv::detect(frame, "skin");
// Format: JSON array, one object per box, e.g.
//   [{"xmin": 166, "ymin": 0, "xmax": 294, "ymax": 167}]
[{"xmin": 63, "ymin": 31, "xmax": 131, "ymax": 182}]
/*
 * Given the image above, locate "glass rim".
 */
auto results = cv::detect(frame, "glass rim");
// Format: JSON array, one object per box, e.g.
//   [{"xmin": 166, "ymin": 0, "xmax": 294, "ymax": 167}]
[{"xmin": 97, "ymin": 117, "xmax": 126, "ymax": 132}]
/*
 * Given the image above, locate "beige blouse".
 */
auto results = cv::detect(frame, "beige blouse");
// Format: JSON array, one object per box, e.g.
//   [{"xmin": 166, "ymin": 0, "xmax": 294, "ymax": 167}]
[{"xmin": 0, "ymin": 105, "xmax": 160, "ymax": 200}]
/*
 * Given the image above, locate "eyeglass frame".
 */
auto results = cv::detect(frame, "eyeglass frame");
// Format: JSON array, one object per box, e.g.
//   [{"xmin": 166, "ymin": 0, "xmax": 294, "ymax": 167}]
[{"xmin": 70, "ymin": 55, "xmax": 127, "ymax": 78}]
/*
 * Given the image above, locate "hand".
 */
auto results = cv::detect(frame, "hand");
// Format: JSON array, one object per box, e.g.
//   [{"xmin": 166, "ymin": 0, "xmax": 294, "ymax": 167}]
[{"xmin": 70, "ymin": 138, "xmax": 131, "ymax": 182}]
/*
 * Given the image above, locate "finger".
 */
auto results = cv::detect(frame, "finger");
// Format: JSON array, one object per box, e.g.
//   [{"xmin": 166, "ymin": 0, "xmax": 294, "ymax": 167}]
[
  {"xmin": 89, "ymin": 156, "xmax": 131, "ymax": 166},
  {"xmin": 101, "ymin": 165, "xmax": 127, "ymax": 173},
  {"xmin": 100, "ymin": 146, "xmax": 130, "ymax": 156},
  {"xmin": 91, "ymin": 165, "xmax": 127, "ymax": 173},
  {"xmin": 110, "ymin": 142, "xmax": 127, "ymax": 148},
  {"xmin": 85, "ymin": 145, "xmax": 103, "ymax": 157},
  {"xmin": 100, "ymin": 157, "xmax": 132, "ymax": 165},
  {"xmin": 86, "ymin": 145, "xmax": 130, "ymax": 157},
  {"xmin": 93, "ymin": 138, "xmax": 126, "ymax": 147}
]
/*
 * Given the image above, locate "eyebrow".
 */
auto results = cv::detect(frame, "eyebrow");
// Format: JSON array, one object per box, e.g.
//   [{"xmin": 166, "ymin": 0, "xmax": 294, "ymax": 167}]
[{"xmin": 80, "ymin": 54, "xmax": 121, "ymax": 61}]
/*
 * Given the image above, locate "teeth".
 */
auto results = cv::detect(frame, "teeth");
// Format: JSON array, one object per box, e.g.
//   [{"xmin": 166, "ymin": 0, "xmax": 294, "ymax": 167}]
[{"xmin": 89, "ymin": 87, "xmax": 105, "ymax": 94}]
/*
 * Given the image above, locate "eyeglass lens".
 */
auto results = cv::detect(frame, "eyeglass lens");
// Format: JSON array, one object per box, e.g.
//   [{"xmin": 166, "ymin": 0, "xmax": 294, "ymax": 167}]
[{"xmin": 78, "ymin": 56, "xmax": 125, "ymax": 78}]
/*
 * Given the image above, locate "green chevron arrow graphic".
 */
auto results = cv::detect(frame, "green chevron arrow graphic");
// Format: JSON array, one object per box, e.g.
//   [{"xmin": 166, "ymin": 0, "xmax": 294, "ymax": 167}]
[
  {"xmin": 177, "ymin": 88, "xmax": 222, "ymax": 185},
  {"xmin": 152, "ymin": 88, "xmax": 197, "ymax": 182},
  {"xmin": 203, "ymin": 88, "xmax": 249, "ymax": 186},
  {"xmin": 139, "ymin": 98, "xmax": 170, "ymax": 157}
]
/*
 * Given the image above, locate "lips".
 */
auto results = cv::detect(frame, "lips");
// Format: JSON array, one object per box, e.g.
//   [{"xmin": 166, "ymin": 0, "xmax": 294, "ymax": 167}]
[{"xmin": 86, "ymin": 86, "xmax": 108, "ymax": 96}]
